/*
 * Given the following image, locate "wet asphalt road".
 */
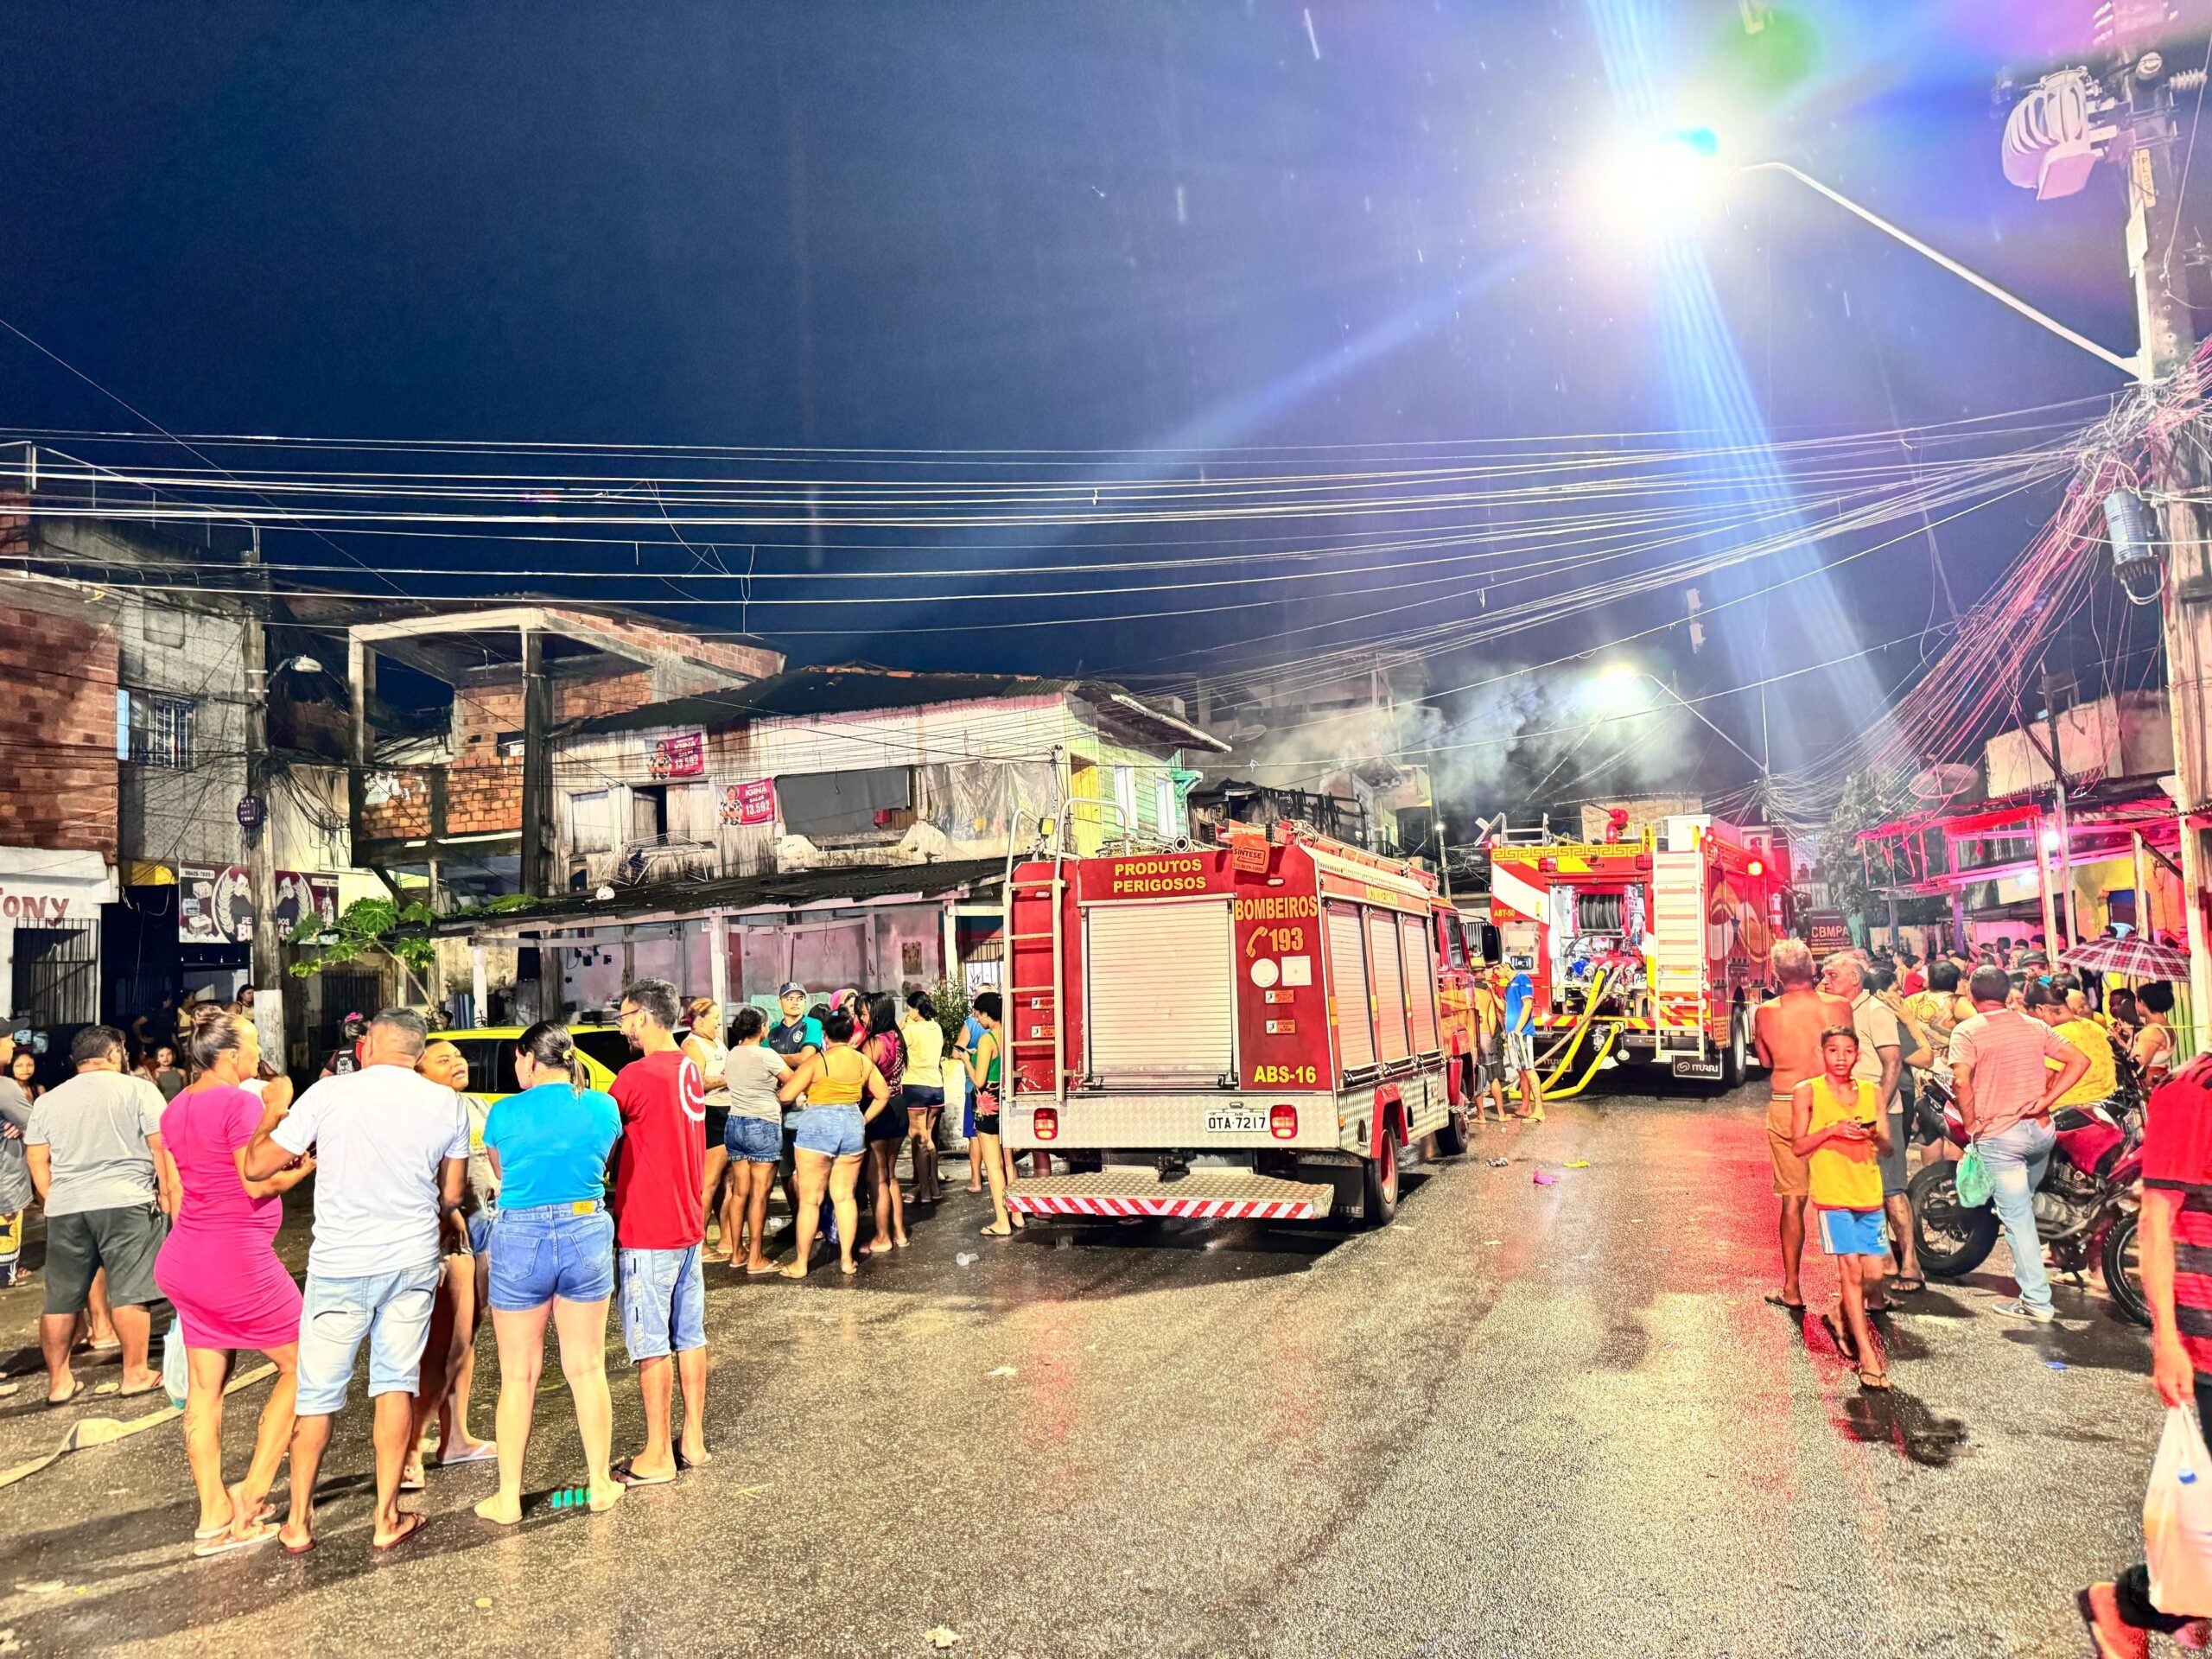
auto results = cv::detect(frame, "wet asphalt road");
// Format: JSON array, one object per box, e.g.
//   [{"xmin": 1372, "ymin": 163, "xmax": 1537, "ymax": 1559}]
[{"xmin": 0, "ymin": 1083, "xmax": 2165, "ymax": 1658}]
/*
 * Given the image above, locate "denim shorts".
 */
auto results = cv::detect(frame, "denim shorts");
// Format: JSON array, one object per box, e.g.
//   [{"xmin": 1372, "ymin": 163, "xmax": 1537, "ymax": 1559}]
[
  {"xmin": 905, "ymin": 1084, "xmax": 944, "ymax": 1113},
  {"xmin": 792, "ymin": 1105, "xmax": 865, "ymax": 1158},
  {"xmin": 620, "ymin": 1244, "xmax": 705, "ymax": 1362},
  {"xmin": 489, "ymin": 1203, "xmax": 615, "ymax": 1312},
  {"xmin": 467, "ymin": 1210, "xmax": 494, "ymax": 1257},
  {"xmin": 724, "ymin": 1114, "xmax": 782, "ymax": 1164},
  {"xmin": 295, "ymin": 1261, "xmax": 442, "ymax": 1416}
]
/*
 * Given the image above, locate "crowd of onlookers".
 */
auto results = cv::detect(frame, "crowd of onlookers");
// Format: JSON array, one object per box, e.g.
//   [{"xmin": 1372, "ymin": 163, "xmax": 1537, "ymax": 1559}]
[{"xmin": 0, "ymin": 976, "xmax": 1027, "ymax": 1557}]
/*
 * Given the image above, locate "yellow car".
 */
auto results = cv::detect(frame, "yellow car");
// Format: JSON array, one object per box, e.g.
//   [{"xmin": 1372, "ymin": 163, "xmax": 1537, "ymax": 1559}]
[{"xmin": 429, "ymin": 1025, "xmax": 632, "ymax": 1102}]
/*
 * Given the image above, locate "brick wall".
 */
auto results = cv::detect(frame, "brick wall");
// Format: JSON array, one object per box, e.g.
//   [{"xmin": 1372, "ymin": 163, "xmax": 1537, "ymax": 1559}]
[
  {"xmin": 0, "ymin": 604, "xmax": 120, "ymax": 858},
  {"xmin": 358, "ymin": 770, "xmax": 434, "ymax": 841}
]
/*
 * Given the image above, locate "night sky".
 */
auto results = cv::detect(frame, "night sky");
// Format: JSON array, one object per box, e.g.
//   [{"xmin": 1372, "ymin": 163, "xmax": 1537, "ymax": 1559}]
[{"xmin": 1, "ymin": 1, "xmax": 2198, "ymax": 803}]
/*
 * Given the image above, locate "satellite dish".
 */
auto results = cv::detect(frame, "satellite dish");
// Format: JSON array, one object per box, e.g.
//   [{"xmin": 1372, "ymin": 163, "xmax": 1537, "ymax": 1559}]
[{"xmin": 1909, "ymin": 763, "xmax": 1976, "ymax": 803}]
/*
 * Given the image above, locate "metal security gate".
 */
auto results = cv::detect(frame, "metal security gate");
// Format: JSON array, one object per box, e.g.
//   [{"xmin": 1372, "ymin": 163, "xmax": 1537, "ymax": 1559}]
[
  {"xmin": 1085, "ymin": 900, "xmax": 1233, "ymax": 1084},
  {"xmin": 12, "ymin": 924, "xmax": 99, "ymax": 1027},
  {"xmin": 1326, "ymin": 905, "xmax": 1375, "ymax": 1074}
]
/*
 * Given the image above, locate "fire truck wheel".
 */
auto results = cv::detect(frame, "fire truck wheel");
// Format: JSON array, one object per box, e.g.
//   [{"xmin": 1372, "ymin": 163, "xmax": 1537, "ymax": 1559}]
[
  {"xmin": 1720, "ymin": 1008, "xmax": 1748, "ymax": 1089},
  {"xmin": 1362, "ymin": 1132, "xmax": 1400, "ymax": 1227},
  {"xmin": 1433, "ymin": 1105, "xmax": 1468, "ymax": 1158}
]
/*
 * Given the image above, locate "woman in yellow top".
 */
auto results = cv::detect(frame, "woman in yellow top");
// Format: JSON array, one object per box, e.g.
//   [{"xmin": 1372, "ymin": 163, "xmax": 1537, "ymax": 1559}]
[
  {"xmin": 1789, "ymin": 1024, "xmax": 1894, "ymax": 1391},
  {"xmin": 900, "ymin": 994, "xmax": 949, "ymax": 1205},
  {"xmin": 775, "ymin": 1007, "xmax": 892, "ymax": 1278}
]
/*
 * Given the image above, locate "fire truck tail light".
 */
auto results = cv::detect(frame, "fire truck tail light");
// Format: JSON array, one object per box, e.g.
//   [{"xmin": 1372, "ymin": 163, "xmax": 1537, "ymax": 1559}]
[
  {"xmin": 1747, "ymin": 858, "xmax": 1763, "ymax": 877},
  {"xmin": 1269, "ymin": 1103, "xmax": 1298, "ymax": 1140},
  {"xmin": 1033, "ymin": 1107, "xmax": 1059, "ymax": 1141}
]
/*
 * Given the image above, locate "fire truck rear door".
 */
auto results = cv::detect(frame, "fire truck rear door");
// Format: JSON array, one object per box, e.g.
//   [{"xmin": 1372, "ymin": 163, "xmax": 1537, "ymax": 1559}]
[
  {"xmin": 1085, "ymin": 899, "xmax": 1235, "ymax": 1084},
  {"xmin": 1367, "ymin": 909, "xmax": 1412, "ymax": 1064},
  {"xmin": 1402, "ymin": 912, "xmax": 1440, "ymax": 1055},
  {"xmin": 1325, "ymin": 904, "xmax": 1376, "ymax": 1074}
]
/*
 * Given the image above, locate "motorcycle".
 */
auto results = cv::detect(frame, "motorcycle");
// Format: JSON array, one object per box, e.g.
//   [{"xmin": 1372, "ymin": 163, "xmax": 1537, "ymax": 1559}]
[{"xmin": 1907, "ymin": 1069, "xmax": 2149, "ymax": 1327}]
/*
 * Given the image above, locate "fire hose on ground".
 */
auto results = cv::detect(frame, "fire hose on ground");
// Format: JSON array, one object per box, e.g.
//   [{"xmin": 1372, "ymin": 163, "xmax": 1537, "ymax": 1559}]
[{"xmin": 1532, "ymin": 967, "xmax": 1624, "ymax": 1102}]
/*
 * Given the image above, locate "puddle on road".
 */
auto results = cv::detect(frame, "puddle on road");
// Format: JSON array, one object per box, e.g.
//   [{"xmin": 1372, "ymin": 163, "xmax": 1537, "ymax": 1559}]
[{"xmin": 1837, "ymin": 1390, "xmax": 1971, "ymax": 1467}]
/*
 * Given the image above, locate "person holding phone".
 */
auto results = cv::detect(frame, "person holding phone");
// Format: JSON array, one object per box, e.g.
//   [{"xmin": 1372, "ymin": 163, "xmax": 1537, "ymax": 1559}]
[{"xmin": 1789, "ymin": 1025, "xmax": 1893, "ymax": 1391}]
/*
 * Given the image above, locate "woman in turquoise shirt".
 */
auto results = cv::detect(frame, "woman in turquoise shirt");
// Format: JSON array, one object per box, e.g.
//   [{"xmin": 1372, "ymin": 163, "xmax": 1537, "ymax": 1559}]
[{"xmin": 474, "ymin": 1023, "xmax": 624, "ymax": 1524}]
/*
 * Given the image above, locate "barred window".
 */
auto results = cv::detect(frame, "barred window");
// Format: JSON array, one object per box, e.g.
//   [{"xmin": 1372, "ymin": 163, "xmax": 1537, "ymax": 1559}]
[{"xmin": 127, "ymin": 693, "xmax": 195, "ymax": 770}]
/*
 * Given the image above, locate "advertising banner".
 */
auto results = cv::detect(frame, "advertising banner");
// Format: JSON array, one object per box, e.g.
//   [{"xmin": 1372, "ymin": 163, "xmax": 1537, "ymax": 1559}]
[{"xmin": 178, "ymin": 866, "xmax": 340, "ymax": 944}]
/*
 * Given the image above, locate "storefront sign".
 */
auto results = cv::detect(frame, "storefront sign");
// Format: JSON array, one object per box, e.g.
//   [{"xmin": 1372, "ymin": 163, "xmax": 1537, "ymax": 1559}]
[
  {"xmin": 1806, "ymin": 910, "xmax": 1851, "ymax": 954},
  {"xmin": 0, "ymin": 849, "xmax": 116, "ymax": 928},
  {"xmin": 178, "ymin": 865, "xmax": 340, "ymax": 944},
  {"xmin": 650, "ymin": 732, "xmax": 707, "ymax": 781},
  {"xmin": 718, "ymin": 779, "xmax": 776, "ymax": 826}
]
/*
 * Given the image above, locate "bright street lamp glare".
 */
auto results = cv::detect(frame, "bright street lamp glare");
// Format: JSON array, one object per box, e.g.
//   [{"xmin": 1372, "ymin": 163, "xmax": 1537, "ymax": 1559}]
[{"xmin": 1586, "ymin": 128, "xmax": 1723, "ymax": 233}]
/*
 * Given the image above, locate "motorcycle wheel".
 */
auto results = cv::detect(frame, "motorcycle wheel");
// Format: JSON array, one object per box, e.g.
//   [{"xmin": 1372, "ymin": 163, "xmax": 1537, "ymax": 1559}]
[
  {"xmin": 1909, "ymin": 1160, "xmax": 1999, "ymax": 1279},
  {"xmin": 2102, "ymin": 1214, "xmax": 2152, "ymax": 1329}
]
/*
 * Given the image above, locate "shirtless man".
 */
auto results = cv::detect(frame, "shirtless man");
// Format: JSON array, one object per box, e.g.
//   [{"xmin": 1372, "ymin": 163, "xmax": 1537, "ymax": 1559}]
[{"xmin": 1752, "ymin": 938, "xmax": 1852, "ymax": 1313}]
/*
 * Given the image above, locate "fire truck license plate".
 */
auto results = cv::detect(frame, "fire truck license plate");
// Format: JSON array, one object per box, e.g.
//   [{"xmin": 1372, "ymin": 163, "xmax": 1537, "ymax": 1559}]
[
  {"xmin": 1206, "ymin": 1109, "xmax": 1270, "ymax": 1134},
  {"xmin": 1670, "ymin": 1058, "xmax": 1725, "ymax": 1080}
]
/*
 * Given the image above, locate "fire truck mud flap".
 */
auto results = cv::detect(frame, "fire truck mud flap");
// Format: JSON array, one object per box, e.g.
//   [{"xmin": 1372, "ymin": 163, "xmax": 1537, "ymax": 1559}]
[{"xmin": 1006, "ymin": 1168, "xmax": 1337, "ymax": 1222}]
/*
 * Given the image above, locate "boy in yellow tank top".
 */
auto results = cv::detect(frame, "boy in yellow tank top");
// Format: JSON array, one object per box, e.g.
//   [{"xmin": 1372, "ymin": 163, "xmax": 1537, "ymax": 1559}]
[{"xmin": 1789, "ymin": 1025, "xmax": 1894, "ymax": 1390}]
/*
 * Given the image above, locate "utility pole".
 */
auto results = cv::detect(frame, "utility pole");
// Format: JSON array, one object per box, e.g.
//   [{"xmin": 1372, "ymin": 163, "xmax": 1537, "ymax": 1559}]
[
  {"xmin": 241, "ymin": 528, "xmax": 284, "ymax": 1065},
  {"xmin": 2113, "ymin": 49, "xmax": 2212, "ymax": 1050},
  {"xmin": 2043, "ymin": 668, "xmax": 2080, "ymax": 949},
  {"xmin": 519, "ymin": 622, "xmax": 550, "ymax": 899}
]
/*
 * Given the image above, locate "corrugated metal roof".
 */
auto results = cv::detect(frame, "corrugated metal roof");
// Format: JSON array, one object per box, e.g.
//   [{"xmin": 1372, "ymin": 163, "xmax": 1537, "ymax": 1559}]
[
  {"xmin": 442, "ymin": 855, "xmax": 1007, "ymax": 938},
  {"xmin": 563, "ymin": 662, "xmax": 1226, "ymax": 751}
]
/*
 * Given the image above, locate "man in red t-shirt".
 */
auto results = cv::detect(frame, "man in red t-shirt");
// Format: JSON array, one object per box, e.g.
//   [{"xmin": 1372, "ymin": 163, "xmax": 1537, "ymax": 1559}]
[
  {"xmin": 610, "ymin": 978, "xmax": 710, "ymax": 1484},
  {"xmin": 2080, "ymin": 1054, "xmax": 2212, "ymax": 1655}
]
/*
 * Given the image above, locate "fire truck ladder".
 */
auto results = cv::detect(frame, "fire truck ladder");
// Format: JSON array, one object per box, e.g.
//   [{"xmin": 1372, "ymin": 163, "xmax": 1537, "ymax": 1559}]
[
  {"xmin": 1003, "ymin": 811, "xmax": 1069, "ymax": 1113},
  {"xmin": 1532, "ymin": 966, "xmax": 1622, "ymax": 1101}
]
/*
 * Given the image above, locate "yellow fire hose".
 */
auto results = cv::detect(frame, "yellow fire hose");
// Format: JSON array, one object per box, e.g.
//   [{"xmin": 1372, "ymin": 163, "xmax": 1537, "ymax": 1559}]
[
  {"xmin": 1540, "ymin": 1023, "xmax": 1620, "ymax": 1099},
  {"xmin": 1531, "ymin": 965, "xmax": 1625, "ymax": 1101}
]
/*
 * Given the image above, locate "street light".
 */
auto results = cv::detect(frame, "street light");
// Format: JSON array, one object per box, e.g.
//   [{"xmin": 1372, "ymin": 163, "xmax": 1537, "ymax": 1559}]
[{"xmin": 1592, "ymin": 133, "xmax": 2145, "ymax": 380}]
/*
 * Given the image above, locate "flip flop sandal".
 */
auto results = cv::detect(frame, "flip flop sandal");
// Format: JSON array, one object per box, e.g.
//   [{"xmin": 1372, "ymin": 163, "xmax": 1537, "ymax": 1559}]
[
  {"xmin": 675, "ymin": 1449, "xmax": 713, "ymax": 1471},
  {"xmin": 611, "ymin": 1459, "xmax": 677, "ymax": 1488},
  {"xmin": 1762, "ymin": 1294, "xmax": 1808, "ymax": 1313},
  {"xmin": 371, "ymin": 1513, "xmax": 430, "ymax": 1552},
  {"xmin": 437, "ymin": 1442, "xmax": 499, "ymax": 1467},
  {"xmin": 281, "ymin": 1534, "xmax": 316, "ymax": 1555},
  {"xmin": 1891, "ymin": 1277, "xmax": 1926, "ymax": 1294},
  {"xmin": 44, "ymin": 1383, "xmax": 83, "ymax": 1408},
  {"xmin": 115, "ymin": 1380, "xmax": 163, "ymax": 1397},
  {"xmin": 194, "ymin": 1524, "xmax": 277, "ymax": 1559},
  {"xmin": 399, "ymin": 1468, "xmax": 426, "ymax": 1493},
  {"xmin": 1857, "ymin": 1368, "xmax": 1894, "ymax": 1391}
]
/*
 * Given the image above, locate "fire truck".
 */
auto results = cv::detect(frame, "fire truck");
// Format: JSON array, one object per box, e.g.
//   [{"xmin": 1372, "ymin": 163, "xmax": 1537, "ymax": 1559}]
[
  {"xmin": 999, "ymin": 823, "xmax": 1468, "ymax": 1227},
  {"xmin": 1484, "ymin": 813, "xmax": 1793, "ymax": 1093}
]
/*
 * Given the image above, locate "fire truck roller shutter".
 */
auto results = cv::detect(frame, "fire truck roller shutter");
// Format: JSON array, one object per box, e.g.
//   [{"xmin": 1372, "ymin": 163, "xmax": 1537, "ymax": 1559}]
[
  {"xmin": 1402, "ymin": 912, "xmax": 1440, "ymax": 1055},
  {"xmin": 1325, "ymin": 904, "xmax": 1376, "ymax": 1074},
  {"xmin": 1085, "ymin": 899, "xmax": 1235, "ymax": 1084},
  {"xmin": 1367, "ymin": 909, "xmax": 1412, "ymax": 1065}
]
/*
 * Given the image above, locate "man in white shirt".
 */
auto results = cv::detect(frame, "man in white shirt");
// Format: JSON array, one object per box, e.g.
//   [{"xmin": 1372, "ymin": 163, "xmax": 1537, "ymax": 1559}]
[{"xmin": 245, "ymin": 1008, "xmax": 466, "ymax": 1553}]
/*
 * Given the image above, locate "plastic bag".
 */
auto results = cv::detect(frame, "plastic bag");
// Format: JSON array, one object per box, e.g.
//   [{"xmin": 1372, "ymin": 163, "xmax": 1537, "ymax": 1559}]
[
  {"xmin": 161, "ymin": 1321, "xmax": 188, "ymax": 1410},
  {"xmin": 2145, "ymin": 1406, "xmax": 2212, "ymax": 1617},
  {"xmin": 1955, "ymin": 1143, "xmax": 1993, "ymax": 1208}
]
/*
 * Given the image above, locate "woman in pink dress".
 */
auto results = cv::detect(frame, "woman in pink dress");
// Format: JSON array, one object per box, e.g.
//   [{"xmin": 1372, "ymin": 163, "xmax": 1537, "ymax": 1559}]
[{"xmin": 154, "ymin": 1007, "xmax": 315, "ymax": 1556}]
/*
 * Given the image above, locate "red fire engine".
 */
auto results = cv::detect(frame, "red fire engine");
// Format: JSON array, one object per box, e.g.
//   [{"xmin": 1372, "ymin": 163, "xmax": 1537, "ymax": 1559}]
[
  {"xmin": 999, "ymin": 823, "xmax": 1467, "ymax": 1227},
  {"xmin": 1484, "ymin": 814, "xmax": 1794, "ymax": 1092}
]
